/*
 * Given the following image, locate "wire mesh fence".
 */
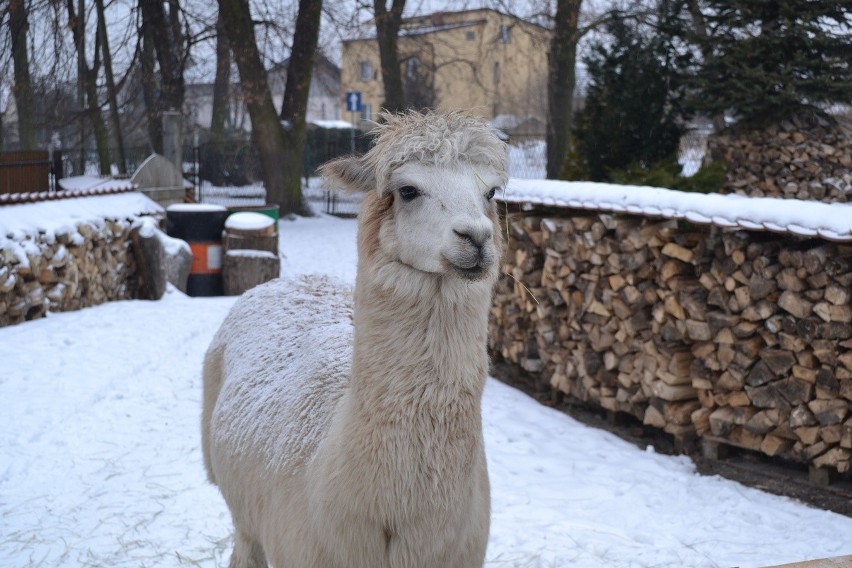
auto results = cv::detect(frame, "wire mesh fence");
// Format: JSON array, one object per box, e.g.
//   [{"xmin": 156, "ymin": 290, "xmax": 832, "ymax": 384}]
[{"xmin": 506, "ymin": 135, "xmax": 547, "ymax": 179}]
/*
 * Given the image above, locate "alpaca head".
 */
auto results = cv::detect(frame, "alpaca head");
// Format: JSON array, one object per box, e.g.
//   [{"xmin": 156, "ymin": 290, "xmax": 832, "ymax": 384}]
[{"xmin": 320, "ymin": 110, "xmax": 507, "ymax": 283}]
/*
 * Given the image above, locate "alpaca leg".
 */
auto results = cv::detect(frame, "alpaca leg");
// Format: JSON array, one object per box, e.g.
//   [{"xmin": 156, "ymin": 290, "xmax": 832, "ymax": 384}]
[{"xmin": 229, "ymin": 531, "xmax": 267, "ymax": 568}]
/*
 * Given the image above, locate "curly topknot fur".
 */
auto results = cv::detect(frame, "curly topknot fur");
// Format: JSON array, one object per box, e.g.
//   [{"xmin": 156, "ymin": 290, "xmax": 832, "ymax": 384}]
[{"xmin": 364, "ymin": 110, "xmax": 508, "ymax": 194}]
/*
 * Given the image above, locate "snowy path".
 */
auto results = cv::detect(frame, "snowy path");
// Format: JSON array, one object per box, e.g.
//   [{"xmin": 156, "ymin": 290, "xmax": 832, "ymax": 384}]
[{"xmin": 2, "ymin": 213, "xmax": 851, "ymax": 567}]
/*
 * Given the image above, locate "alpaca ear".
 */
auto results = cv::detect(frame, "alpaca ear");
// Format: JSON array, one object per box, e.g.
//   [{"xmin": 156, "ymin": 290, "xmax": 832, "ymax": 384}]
[{"xmin": 319, "ymin": 155, "xmax": 376, "ymax": 194}]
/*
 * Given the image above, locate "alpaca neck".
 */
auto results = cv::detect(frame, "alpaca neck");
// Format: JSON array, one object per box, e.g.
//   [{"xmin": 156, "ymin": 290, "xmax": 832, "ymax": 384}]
[{"xmin": 349, "ymin": 262, "xmax": 493, "ymax": 406}]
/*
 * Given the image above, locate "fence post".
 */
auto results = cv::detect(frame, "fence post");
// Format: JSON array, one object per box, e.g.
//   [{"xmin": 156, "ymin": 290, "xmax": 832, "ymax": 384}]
[
  {"xmin": 52, "ymin": 150, "xmax": 64, "ymax": 192},
  {"xmin": 162, "ymin": 111, "xmax": 184, "ymax": 175}
]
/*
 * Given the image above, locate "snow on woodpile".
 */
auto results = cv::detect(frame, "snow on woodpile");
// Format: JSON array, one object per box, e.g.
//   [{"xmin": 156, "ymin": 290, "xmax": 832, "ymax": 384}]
[
  {"xmin": 504, "ymin": 179, "xmax": 852, "ymax": 242},
  {"xmin": 0, "ymin": 192, "xmax": 163, "ymax": 240}
]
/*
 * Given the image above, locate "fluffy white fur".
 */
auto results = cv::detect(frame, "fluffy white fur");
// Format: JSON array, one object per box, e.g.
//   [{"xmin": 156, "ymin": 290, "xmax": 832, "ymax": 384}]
[{"xmin": 202, "ymin": 110, "xmax": 508, "ymax": 568}]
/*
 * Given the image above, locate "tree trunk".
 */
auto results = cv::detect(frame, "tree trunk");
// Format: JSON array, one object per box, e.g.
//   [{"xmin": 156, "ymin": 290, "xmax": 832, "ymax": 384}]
[
  {"xmin": 140, "ymin": 19, "xmax": 163, "ymax": 153},
  {"xmin": 373, "ymin": 0, "xmax": 406, "ymax": 113},
  {"xmin": 218, "ymin": 0, "xmax": 305, "ymax": 215},
  {"xmin": 205, "ymin": 12, "xmax": 232, "ymax": 186},
  {"xmin": 96, "ymin": 0, "xmax": 127, "ymax": 174},
  {"xmin": 67, "ymin": 0, "xmax": 111, "ymax": 174},
  {"xmin": 140, "ymin": 0, "xmax": 186, "ymax": 162},
  {"xmin": 279, "ymin": 0, "xmax": 322, "ymax": 215},
  {"xmin": 546, "ymin": 0, "xmax": 582, "ymax": 179},
  {"xmin": 9, "ymin": 0, "xmax": 38, "ymax": 150},
  {"xmin": 139, "ymin": 0, "xmax": 185, "ymax": 113},
  {"xmin": 685, "ymin": 0, "xmax": 725, "ymax": 132}
]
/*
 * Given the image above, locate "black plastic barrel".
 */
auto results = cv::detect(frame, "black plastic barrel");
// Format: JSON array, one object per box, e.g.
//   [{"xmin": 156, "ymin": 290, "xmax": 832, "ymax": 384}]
[{"xmin": 166, "ymin": 204, "xmax": 230, "ymax": 296}]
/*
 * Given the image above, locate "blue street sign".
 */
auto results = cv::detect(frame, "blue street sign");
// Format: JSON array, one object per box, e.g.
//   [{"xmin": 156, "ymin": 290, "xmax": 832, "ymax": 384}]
[{"xmin": 346, "ymin": 91, "xmax": 362, "ymax": 112}]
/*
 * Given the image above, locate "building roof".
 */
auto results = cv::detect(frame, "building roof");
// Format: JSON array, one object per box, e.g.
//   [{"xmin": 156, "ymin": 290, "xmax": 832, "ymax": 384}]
[{"xmin": 343, "ymin": 7, "xmax": 549, "ymax": 43}]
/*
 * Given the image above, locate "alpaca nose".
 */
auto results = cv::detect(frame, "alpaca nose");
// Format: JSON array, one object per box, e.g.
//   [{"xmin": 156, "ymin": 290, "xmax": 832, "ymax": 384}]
[{"xmin": 453, "ymin": 225, "xmax": 491, "ymax": 249}]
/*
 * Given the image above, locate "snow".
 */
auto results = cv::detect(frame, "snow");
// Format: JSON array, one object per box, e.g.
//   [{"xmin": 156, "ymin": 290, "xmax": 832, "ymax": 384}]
[
  {"xmin": 225, "ymin": 249, "xmax": 278, "ymax": 259},
  {"xmin": 0, "ymin": 192, "xmax": 163, "ymax": 241},
  {"xmin": 505, "ymin": 178, "xmax": 852, "ymax": 241},
  {"xmin": 2, "ymin": 202, "xmax": 852, "ymax": 567},
  {"xmin": 166, "ymin": 203, "xmax": 227, "ymax": 213},
  {"xmin": 57, "ymin": 175, "xmax": 136, "ymax": 192},
  {"xmin": 224, "ymin": 211, "xmax": 275, "ymax": 232},
  {"xmin": 311, "ymin": 119, "xmax": 355, "ymax": 130}
]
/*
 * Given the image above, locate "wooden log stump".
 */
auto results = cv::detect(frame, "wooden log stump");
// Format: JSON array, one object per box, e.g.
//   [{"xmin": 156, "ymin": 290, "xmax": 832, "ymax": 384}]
[{"xmin": 223, "ymin": 250, "xmax": 280, "ymax": 296}]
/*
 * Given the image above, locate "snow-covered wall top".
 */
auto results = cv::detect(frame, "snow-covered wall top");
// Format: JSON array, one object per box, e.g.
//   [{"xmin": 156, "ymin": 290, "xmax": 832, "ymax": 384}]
[{"xmin": 504, "ymin": 179, "xmax": 852, "ymax": 242}]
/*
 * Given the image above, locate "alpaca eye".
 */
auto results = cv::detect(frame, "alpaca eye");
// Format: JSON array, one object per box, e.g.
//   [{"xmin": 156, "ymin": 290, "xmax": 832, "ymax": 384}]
[
  {"xmin": 486, "ymin": 187, "xmax": 498, "ymax": 200},
  {"xmin": 398, "ymin": 186, "xmax": 419, "ymax": 202}
]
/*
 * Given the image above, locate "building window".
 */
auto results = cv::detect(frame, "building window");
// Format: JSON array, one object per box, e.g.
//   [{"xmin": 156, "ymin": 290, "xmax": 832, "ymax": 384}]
[
  {"xmin": 360, "ymin": 103, "xmax": 372, "ymax": 123},
  {"xmin": 405, "ymin": 57, "xmax": 420, "ymax": 80},
  {"xmin": 359, "ymin": 61, "xmax": 373, "ymax": 81},
  {"xmin": 499, "ymin": 25, "xmax": 511, "ymax": 44},
  {"xmin": 466, "ymin": 30, "xmax": 475, "ymax": 41},
  {"xmin": 493, "ymin": 62, "xmax": 500, "ymax": 86}
]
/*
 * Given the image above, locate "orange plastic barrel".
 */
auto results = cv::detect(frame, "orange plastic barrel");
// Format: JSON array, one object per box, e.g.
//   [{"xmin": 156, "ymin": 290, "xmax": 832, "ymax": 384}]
[{"xmin": 166, "ymin": 204, "xmax": 230, "ymax": 296}]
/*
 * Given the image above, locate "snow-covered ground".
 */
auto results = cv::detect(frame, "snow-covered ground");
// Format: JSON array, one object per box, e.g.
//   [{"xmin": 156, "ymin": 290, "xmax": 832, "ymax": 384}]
[{"xmin": 2, "ymin": 209, "xmax": 852, "ymax": 567}]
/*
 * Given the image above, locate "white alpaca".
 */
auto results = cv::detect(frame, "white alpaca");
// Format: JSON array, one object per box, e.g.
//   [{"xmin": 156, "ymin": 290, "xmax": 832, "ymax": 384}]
[{"xmin": 202, "ymin": 110, "xmax": 507, "ymax": 568}]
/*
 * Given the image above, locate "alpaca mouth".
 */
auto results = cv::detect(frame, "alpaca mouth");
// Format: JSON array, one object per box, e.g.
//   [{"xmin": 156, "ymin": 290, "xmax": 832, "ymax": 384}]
[
  {"xmin": 445, "ymin": 257, "xmax": 492, "ymax": 280},
  {"xmin": 452, "ymin": 264, "xmax": 490, "ymax": 280}
]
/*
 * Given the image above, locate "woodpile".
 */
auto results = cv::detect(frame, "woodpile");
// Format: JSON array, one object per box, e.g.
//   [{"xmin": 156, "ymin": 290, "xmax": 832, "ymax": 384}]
[
  {"xmin": 490, "ymin": 207, "xmax": 852, "ymax": 476},
  {"xmin": 0, "ymin": 220, "xmax": 139, "ymax": 327},
  {"xmin": 707, "ymin": 116, "xmax": 851, "ymax": 203}
]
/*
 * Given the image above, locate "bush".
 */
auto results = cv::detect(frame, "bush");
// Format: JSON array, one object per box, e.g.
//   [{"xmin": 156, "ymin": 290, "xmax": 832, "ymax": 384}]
[
  {"xmin": 572, "ymin": 11, "xmax": 688, "ymax": 182},
  {"xmin": 608, "ymin": 158, "xmax": 725, "ymax": 194}
]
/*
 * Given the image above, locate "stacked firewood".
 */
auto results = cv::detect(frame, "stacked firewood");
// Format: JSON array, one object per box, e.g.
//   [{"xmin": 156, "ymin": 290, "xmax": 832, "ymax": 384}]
[
  {"xmin": 688, "ymin": 233, "xmax": 852, "ymax": 474},
  {"xmin": 706, "ymin": 117, "xmax": 851, "ymax": 203},
  {"xmin": 490, "ymin": 207, "xmax": 852, "ymax": 474},
  {"xmin": 0, "ymin": 220, "xmax": 138, "ymax": 327}
]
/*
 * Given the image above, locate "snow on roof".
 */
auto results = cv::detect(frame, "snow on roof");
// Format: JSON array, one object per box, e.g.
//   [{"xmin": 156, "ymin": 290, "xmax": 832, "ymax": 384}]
[
  {"xmin": 504, "ymin": 179, "xmax": 852, "ymax": 242},
  {"xmin": 311, "ymin": 120, "xmax": 355, "ymax": 129},
  {"xmin": 0, "ymin": 191, "xmax": 163, "ymax": 241},
  {"xmin": 57, "ymin": 175, "xmax": 136, "ymax": 192},
  {"xmin": 166, "ymin": 203, "xmax": 227, "ymax": 213}
]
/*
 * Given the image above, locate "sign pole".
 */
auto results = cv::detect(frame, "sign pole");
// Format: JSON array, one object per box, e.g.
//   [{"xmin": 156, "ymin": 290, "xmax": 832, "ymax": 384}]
[{"xmin": 346, "ymin": 91, "xmax": 362, "ymax": 155}]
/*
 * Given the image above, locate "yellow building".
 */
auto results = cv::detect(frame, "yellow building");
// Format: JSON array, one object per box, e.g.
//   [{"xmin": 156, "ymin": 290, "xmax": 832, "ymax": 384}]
[{"xmin": 340, "ymin": 9, "xmax": 551, "ymax": 135}]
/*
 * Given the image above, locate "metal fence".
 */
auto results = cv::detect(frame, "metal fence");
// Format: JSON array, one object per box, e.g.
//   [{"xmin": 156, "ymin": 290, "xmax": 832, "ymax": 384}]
[
  {"xmin": 9, "ymin": 127, "xmax": 711, "ymax": 214},
  {"xmin": 506, "ymin": 134, "xmax": 547, "ymax": 180}
]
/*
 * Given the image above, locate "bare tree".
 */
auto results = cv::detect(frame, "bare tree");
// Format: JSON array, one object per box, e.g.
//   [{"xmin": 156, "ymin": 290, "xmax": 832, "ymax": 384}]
[
  {"xmin": 373, "ymin": 0, "xmax": 405, "ymax": 112},
  {"xmin": 279, "ymin": 0, "xmax": 322, "ymax": 206},
  {"xmin": 546, "ymin": 0, "xmax": 582, "ymax": 179},
  {"xmin": 218, "ymin": 0, "xmax": 320, "ymax": 215},
  {"xmin": 140, "ymin": 18, "xmax": 164, "ymax": 153},
  {"xmin": 139, "ymin": 0, "xmax": 187, "ymax": 155},
  {"xmin": 66, "ymin": 0, "xmax": 111, "ymax": 174},
  {"xmin": 95, "ymin": 0, "xmax": 127, "ymax": 173},
  {"xmin": 204, "ymin": 11, "xmax": 232, "ymax": 185},
  {"xmin": 8, "ymin": 0, "xmax": 38, "ymax": 150}
]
